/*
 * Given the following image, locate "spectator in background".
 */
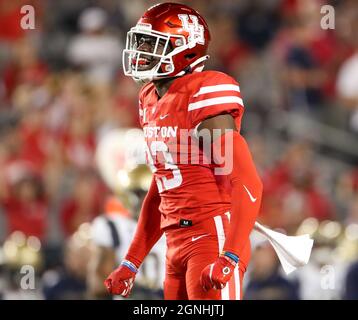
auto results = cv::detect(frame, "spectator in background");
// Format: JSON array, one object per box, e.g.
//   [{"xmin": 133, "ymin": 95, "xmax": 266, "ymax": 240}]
[
  {"xmin": 60, "ymin": 170, "xmax": 105, "ymax": 237},
  {"xmin": 3, "ymin": 38, "xmax": 48, "ymax": 102},
  {"xmin": 59, "ymin": 93, "xmax": 96, "ymax": 170},
  {"xmin": 245, "ymin": 241, "xmax": 300, "ymax": 300},
  {"xmin": 11, "ymin": 85, "xmax": 52, "ymax": 170},
  {"xmin": 88, "ymin": 77, "xmax": 140, "ymax": 141},
  {"xmin": 0, "ymin": 161, "xmax": 48, "ymax": 240},
  {"xmin": 276, "ymin": 0, "xmax": 348, "ymax": 111},
  {"xmin": 345, "ymin": 195, "xmax": 358, "ymax": 225},
  {"xmin": 236, "ymin": 0, "xmax": 281, "ymax": 51},
  {"xmin": 344, "ymin": 260, "xmax": 358, "ymax": 299},
  {"xmin": 336, "ymin": 38, "xmax": 358, "ymax": 133},
  {"xmin": 0, "ymin": 0, "xmax": 27, "ymax": 42},
  {"xmin": 207, "ymin": 13, "xmax": 252, "ymax": 74},
  {"xmin": 283, "ymin": 18, "xmax": 325, "ymax": 112},
  {"xmin": 42, "ymin": 224, "xmax": 92, "ymax": 299},
  {"xmin": 0, "ymin": 112, "xmax": 21, "ymax": 164},
  {"xmin": 67, "ymin": 7, "xmax": 122, "ymax": 84},
  {"xmin": 112, "ymin": 76, "xmax": 141, "ymax": 128},
  {"xmin": 261, "ymin": 142, "xmax": 335, "ymax": 233},
  {"xmin": 334, "ymin": 169, "xmax": 358, "ymax": 221}
]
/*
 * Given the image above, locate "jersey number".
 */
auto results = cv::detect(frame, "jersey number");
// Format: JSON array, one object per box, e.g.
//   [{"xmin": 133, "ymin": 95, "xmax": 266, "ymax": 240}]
[{"xmin": 145, "ymin": 141, "xmax": 183, "ymax": 192}]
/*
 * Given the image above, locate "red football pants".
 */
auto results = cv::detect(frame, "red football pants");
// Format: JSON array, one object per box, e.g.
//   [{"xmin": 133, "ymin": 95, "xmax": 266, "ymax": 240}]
[{"xmin": 163, "ymin": 212, "xmax": 250, "ymax": 300}]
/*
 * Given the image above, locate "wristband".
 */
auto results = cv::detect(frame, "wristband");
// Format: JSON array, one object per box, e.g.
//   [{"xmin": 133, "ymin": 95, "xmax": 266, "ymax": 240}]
[
  {"xmin": 121, "ymin": 260, "xmax": 138, "ymax": 273},
  {"xmin": 221, "ymin": 251, "xmax": 239, "ymax": 264}
]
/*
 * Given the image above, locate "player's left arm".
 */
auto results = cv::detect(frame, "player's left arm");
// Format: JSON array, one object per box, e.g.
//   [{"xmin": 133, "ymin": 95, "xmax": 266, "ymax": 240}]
[{"xmin": 198, "ymin": 113, "xmax": 263, "ymax": 291}]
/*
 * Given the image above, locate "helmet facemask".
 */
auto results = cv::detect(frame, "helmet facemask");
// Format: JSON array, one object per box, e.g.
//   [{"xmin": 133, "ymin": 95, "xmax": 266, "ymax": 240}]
[
  {"xmin": 123, "ymin": 26, "xmax": 179, "ymax": 83},
  {"xmin": 122, "ymin": 25, "xmax": 208, "ymax": 84}
]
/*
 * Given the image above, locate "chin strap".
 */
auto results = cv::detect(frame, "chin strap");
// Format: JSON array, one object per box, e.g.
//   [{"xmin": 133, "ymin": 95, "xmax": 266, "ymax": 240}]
[
  {"xmin": 133, "ymin": 77, "xmax": 150, "ymax": 85},
  {"xmin": 174, "ymin": 55, "xmax": 210, "ymax": 77}
]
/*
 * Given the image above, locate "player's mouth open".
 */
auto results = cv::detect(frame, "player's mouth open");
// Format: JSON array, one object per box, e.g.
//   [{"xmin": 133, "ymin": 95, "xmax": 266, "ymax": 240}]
[{"xmin": 133, "ymin": 57, "xmax": 155, "ymax": 70}]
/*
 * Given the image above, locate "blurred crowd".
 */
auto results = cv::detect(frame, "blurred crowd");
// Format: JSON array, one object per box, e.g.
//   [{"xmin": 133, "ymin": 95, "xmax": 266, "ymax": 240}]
[{"xmin": 0, "ymin": 0, "xmax": 358, "ymax": 300}]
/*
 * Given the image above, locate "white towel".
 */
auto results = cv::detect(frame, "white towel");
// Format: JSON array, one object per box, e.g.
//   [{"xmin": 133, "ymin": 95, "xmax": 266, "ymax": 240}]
[{"xmin": 253, "ymin": 222, "xmax": 314, "ymax": 275}]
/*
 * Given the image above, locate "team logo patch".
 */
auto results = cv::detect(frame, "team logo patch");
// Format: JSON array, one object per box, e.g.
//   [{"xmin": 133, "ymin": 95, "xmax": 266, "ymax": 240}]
[{"xmin": 222, "ymin": 266, "xmax": 231, "ymax": 275}]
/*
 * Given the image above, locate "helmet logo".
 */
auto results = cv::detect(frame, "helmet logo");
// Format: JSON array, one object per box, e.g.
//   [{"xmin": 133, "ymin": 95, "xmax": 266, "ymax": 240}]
[{"xmin": 178, "ymin": 14, "xmax": 205, "ymax": 45}]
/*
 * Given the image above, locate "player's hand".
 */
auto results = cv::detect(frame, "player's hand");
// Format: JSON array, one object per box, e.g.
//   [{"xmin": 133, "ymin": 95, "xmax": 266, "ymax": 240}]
[
  {"xmin": 104, "ymin": 260, "xmax": 138, "ymax": 297},
  {"xmin": 200, "ymin": 253, "xmax": 238, "ymax": 291}
]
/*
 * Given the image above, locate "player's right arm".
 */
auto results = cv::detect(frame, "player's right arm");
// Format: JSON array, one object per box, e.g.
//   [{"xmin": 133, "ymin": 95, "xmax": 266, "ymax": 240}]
[{"xmin": 104, "ymin": 177, "xmax": 162, "ymax": 296}]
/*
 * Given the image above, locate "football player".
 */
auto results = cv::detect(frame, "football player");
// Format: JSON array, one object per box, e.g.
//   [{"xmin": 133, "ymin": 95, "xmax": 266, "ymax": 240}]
[{"xmin": 105, "ymin": 3, "xmax": 263, "ymax": 300}]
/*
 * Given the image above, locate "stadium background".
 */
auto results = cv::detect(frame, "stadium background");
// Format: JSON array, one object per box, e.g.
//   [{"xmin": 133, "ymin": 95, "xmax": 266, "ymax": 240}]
[{"xmin": 0, "ymin": 0, "xmax": 357, "ymax": 299}]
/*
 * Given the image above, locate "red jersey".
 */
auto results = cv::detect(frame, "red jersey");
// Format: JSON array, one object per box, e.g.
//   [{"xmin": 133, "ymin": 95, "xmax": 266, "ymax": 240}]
[{"xmin": 139, "ymin": 70, "xmax": 245, "ymax": 230}]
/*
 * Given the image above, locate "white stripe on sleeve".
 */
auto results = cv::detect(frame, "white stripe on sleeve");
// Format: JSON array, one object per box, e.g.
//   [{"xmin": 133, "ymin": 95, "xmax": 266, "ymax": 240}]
[
  {"xmin": 188, "ymin": 96, "xmax": 244, "ymax": 111},
  {"xmin": 193, "ymin": 84, "xmax": 241, "ymax": 97}
]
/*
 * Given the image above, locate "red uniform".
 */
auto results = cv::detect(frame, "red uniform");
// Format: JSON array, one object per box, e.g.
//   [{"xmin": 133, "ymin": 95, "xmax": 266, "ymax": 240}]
[
  {"xmin": 139, "ymin": 70, "xmax": 249, "ymax": 299},
  {"xmin": 105, "ymin": 3, "xmax": 263, "ymax": 301},
  {"xmin": 140, "ymin": 70, "xmax": 244, "ymax": 228}
]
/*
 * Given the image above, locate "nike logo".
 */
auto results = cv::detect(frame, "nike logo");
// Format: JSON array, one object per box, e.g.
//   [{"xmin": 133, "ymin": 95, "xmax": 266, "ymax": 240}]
[
  {"xmin": 192, "ymin": 234, "xmax": 209, "ymax": 242},
  {"xmin": 159, "ymin": 114, "xmax": 169, "ymax": 120},
  {"xmin": 243, "ymin": 185, "xmax": 257, "ymax": 203}
]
